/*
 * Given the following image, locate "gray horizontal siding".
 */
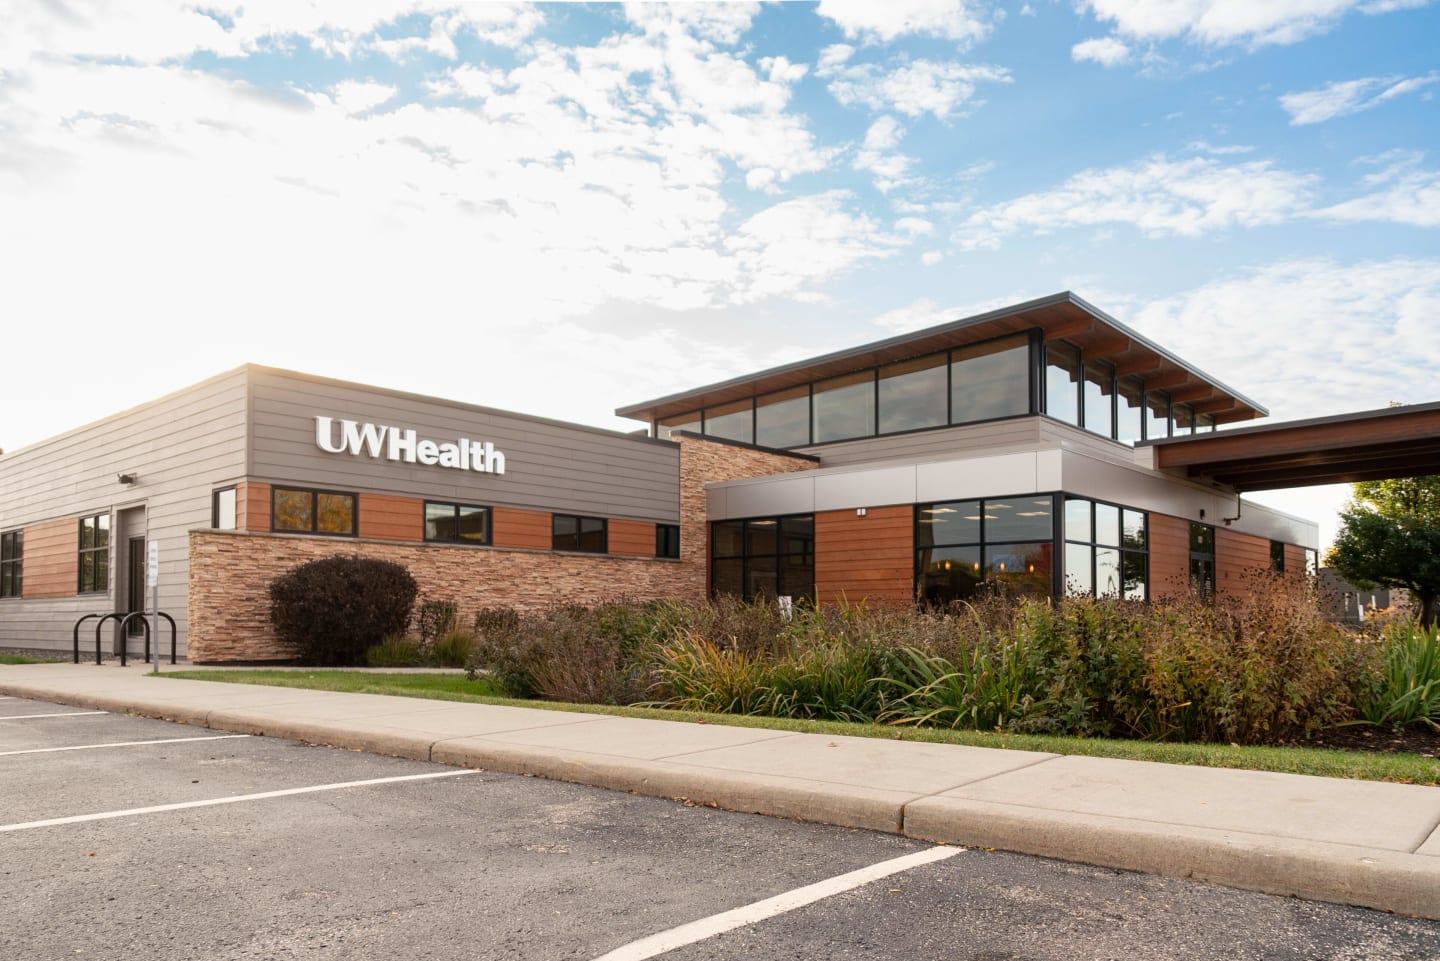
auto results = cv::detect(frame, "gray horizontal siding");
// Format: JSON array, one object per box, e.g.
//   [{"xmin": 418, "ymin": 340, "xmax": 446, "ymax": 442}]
[
  {"xmin": 247, "ymin": 370, "xmax": 680, "ymax": 523},
  {"xmin": 0, "ymin": 368, "xmax": 250, "ymax": 657}
]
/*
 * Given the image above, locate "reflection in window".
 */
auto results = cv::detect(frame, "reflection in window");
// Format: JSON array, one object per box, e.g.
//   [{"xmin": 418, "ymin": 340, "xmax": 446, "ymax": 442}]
[
  {"xmin": 704, "ymin": 399, "xmax": 754, "ymax": 444},
  {"xmin": 0, "ymin": 530, "xmax": 21, "ymax": 599},
  {"xmin": 1145, "ymin": 391, "xmax": 1170, "ymax": 441},
  {"xmin": 711, "ymin": 515, "xmax": 814, "ymax": 602},
  {"xmin": 755, "ymin": 386, "xmax": 810, "ymax": 448},
  {"xmin": 1065, "ymin": 498, "xmax": 1147, "ymax": 600},
  {"xmin": 212, "ymin": 487, "xmax": 237, "ymax": 530},
  {"xmin": 1083, "ymin": 360, "xmax": 1114, "ymax": 438},
  {"xmin": 878, "ymin": 354, "xmax": 947, "ymax": 434},
  {"xmin": 553, "ymin": 514, "xmax": 607, "ymax": 553},
  {"xmin": 812, "ymin": 371, "xmax": 876, "ymax": 443},
  {"xmin": 656, "ymin": 411, "xmax": 701, "ymax": 440},
  {"xmin": 1189, "ymin": 522, "xmax": 1215, "ymax": 596},
  {"xmin": 951, "ymin": 335, "xmax": 1030, "ymax": 424},
  {"xmin": 1173, "ymin": 403, "xmax": 1195, "ymax": 436},
  {"xmin": 273, "ymin": 488, "xmax": 356, "ymax": 536},
  {"xmin": 425, "ymin": 502, "xmax": 492, "ymax": 544},
  {"xmin": 1045, "ymin": 342, "xmax": 1081, "ymax": 426},
  {"xmin": 1117, "ymin": 376, "xmax": 1144, "ymax": 444},
  {"xmin": 78, "ymin": 513, "xmax": 110, "ymax": 594},
  {"xmin": 916, "ymin": 495, "xmax": 1054, "ymax": 605}
]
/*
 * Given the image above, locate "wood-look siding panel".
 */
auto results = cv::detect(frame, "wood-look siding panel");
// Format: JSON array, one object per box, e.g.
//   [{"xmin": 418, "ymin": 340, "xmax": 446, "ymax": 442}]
[
  {"xmin": 1149, "ymin": 513, "xmax": 1191, "ymax": 600},
  {"xmin": 608, "ymin": 519, "xmax": 656, "ymax": 557},
  {"xmin": 358, "ymin": 493, "xmax": 424, "ymax": 542},
  {"xmin": 22, "ymin": 518, "xmax": 79, "ymax": 599},
  {"xmin": 1217, "ymin": 528, "xmax": 1272, "ymax": 599},
  {"xmin": 493, "ymin": 507, "xmax": 552, "ymax": 550},
  {"xmin": 243, "ymin": 482, "xmax": 271, "ymax": 533},
  {"xmin": 1284, "ymin": 542, "xmax": 1308, "ymax": 575},
  {"xmin": 247, "ymin": 371, "xmax": 680, "ymax": 523},
  {"xmin": 815, "ymin": 505, "xmax": 914, "ymax": 607}
]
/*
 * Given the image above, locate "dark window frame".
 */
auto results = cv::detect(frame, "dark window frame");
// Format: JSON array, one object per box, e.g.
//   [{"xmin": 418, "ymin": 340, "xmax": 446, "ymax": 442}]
[
  {"xmin": 915, "ymin": 494, "xmax": 1059, "ymax": 605},
  {"xmin": 552, "ymin": 514, "xmax": 608, "ymax": 554},
  {"xmin": 1270, "ymin": 540, "xmax": 1285, "ymax": 573},
  {"xmin": 1062, "ymin": 497, "xmax": 1149, "ymax": 601},
  {"xmin": 77, "ymin": 512, "xmax": 110, "ymax": 595},
  {"xmin": 1189, "ymin": 522, "xmax": 1216, "ymax": 597},
  {"xmin": 709, "ymin": 513, "xmax": 814, "ymax": 602},
  {"xmin": 656, "ymin": 524, "xmax": 680, "ymax": 559},
  {"xmin": 270, "ymin": 486, "xmax": 358, "ymax": 537},
  {"xmin": 423, "ymin": 501, "xmax": 493, "ymax": 546},
  {"xmin": 0, "ymin": 529, "xmax": 22, "ymax": 599},
  {"xmin": 212, "ymin": 487, "xmax": 237, "ymax": 530}
]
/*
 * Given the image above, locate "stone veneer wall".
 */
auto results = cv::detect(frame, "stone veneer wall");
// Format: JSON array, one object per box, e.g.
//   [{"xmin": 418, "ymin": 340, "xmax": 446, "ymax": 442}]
[
  {"xmin": 674, "ymin": 433, "xmax": 819, "ymax": 601},
  {"xmin": 187, "ymin": 530, "xmax": 692, "ymax": 662}
]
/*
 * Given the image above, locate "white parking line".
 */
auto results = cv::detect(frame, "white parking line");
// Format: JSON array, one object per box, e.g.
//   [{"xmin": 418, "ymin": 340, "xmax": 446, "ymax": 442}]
[
  {"xmin": 0, "ymin": 734, "xmax": 251, "ymax": 757},
  {"xmin": 0, "ymin": 711, "xmax": 107, "ymax": 720},
  {"xmin": 590, "ymin": 845, "xmax": 964, "ymax": 961},
  {"xmin": 0, "ymin": 769, "xmax": 479, "ymax": 833}
]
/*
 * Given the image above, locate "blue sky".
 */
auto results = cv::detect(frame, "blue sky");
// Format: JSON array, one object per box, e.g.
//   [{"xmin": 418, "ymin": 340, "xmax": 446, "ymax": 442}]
[{"xmin": 2, "ymin": 1, "xmax": 1438, "ymax": 550}]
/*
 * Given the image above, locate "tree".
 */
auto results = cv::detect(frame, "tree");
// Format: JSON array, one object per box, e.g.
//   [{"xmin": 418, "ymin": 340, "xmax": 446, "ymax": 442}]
[{"xmin": 1327, "ymin": 476, "xmax": 1440, "ymax": 628}]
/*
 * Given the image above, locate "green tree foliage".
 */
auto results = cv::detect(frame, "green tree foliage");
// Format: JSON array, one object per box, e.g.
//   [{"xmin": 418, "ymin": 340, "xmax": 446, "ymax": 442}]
[{"xmin": 1328, "ymin": 476, "xmax": 1440, "ymax": 627}]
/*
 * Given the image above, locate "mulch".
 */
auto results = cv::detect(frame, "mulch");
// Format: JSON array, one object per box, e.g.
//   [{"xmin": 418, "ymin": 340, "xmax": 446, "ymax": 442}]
[{"xmin": 1290, "ymin": 724, "xmax": 1440, "ymax": 759}]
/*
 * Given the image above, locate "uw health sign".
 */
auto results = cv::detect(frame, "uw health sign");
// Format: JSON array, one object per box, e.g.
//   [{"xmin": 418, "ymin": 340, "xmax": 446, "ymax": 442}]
[{"xmin": 314, "ymin": 416, "xmax": 507, "ymax": 475}]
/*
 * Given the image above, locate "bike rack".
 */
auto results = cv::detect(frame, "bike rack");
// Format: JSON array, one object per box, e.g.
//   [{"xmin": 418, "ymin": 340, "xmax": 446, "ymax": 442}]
[
  {"xmin": 71, "ymin": 613, "xmax": 107, "ymax": 664},
  {"xmin": 137, "ymin": 612, "xmax": 177, "ymax": 665},
  {"xmin": 90, "ymin": 613, "xmax": 128, "ymax": 665},
  {"xmin": 116, "ymin": 613, "xmax": 153, "ymax": 668}
]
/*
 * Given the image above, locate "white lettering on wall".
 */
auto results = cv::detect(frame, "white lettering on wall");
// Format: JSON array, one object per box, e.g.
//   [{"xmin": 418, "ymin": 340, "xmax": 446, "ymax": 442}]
[{"xmin": 314, "ymin": 416, "xmax": 508, "ymax": 475}]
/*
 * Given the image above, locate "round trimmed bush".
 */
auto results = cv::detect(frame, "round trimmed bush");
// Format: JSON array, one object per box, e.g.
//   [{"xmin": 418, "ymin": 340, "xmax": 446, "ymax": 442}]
[{"xmin": 269, "ymin": 555, "xmax": 418, "ymax": 665}]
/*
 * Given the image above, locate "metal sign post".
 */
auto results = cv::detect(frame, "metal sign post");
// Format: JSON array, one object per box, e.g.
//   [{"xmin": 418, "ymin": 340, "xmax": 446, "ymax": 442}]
[{"xmin": 147, "ymin": 542, "xmax": 159, "ymax": 674}]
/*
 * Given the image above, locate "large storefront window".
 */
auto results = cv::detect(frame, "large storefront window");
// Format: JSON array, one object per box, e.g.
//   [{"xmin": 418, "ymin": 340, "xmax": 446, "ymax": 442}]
[
  {"xmin": 272, "ymin": 488, "xmax": 356, "ymax": 536},
  {"xmin": 1064, "ymin": 498, "xmax": 1147, "ymax": 599},
  {"xmin": 916, "ymin": 496, "xmax": 1054, "ymax": 604},
  {"xmin": 77, "ymin": 513, "xmax": 109, "ymax": 594},
  {"xmin": 711, "ymin": 515, "xmax": 814, "ymax": 601}
]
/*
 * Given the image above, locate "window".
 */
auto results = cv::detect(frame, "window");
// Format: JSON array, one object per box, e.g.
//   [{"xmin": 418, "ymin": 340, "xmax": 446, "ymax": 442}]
[
  {"xmin": 272, "ymin": 488, "xmax": 356, "ymax": 536},
  {"xmin": 755, "ymin": 386, "xmax": 811, "ymax": 448},
  {"xmin": 213, "ymin": 487, "xmax": 237, "ymax": 530},
  {"xmin": 553, "ymin": 514, "xmax": 607, "ymax": 553},
  {"xmin": 812, "ymin": 370, "xmax": 876, "ymax": 443},
  {"xmin": 916, "ymin": 496, "xmax": 1054, "ymax": 605},
  {"xmin": 78, "ymin": 513, "xmax": 109, "ymax": 594},
  {"xmin": 0, "ymin": 530, "xmax": 21, "ymax": 599},
  {"xmin": 1083, "ymin": 360, "xmax": 1114, "ymax": 438},
  {"xmin": 656, "ymin": 411, "xmax": 701, "ymax": 440},
  {"xmin": 951, "ymin": 334, "xmax": 1031, "ymax": 425},
  {"xmin": 704, "ymin": 399, "xmax": 754, "ymax": 444},
  {"xmin": 878, "ymin": 353, "xmax": 947, "ymax": 434},
  {"xmin": 1145, "ymin": 390, "xmax": 1170, "ymax": 441},
  {"xmin": 1116, "ymin": 376, "xmax": 1144, "ymax": 444},
  {"xmin": 656, "ymin": 524, "xmax": 680, "ymax": 559},
  {"xmin": 1270, "ymin": 540, "xmax": 1285, "ymax": 573},
  {"xmin": 710, "ymin": 515, "xmax": 814, "ymax": 601},
  {"xmin": 1044, "ymin": 343, "xmax": 1081, "ymax": 426},
  {"xmin": 425, "ymin": 502, "xmax": 492, "ymax": 544},
  {"xmin": 1064, "ymin": 498, "xmax": 1147, "ymax": 600},
  {"xmin": 1189, "ymin": 523, "xmax": 1215, "ymax": 596},
  {"xmin": 1172, "ymin": 403, "xmax": 1195, "ymax": 436}
]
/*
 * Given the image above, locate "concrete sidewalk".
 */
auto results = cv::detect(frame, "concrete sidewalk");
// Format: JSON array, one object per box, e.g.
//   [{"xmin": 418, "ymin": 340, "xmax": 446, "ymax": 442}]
[{"xmin": 4, "ymin": 662, "xmax": 1438, "ymax": 920}]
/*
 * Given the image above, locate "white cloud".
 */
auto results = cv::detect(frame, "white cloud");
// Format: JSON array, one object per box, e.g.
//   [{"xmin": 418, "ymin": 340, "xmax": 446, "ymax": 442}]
[
  {"xmin": 815, "ymin": 0, "xmax": 996, "ymax": 46},
  {"xmin": 1072, "ymin": 36, "xmax": 1131, "ymax": 67},
  {"xmin": 1315, "ymin": 167, "xmax": 1440, "ymax": 227},
  {"xmin": 1080, "ymin": 0, "xmax": 1417, "ymax": 48},
  {"xmin": 330, "ymin": 80, "xmax": 397, "ymax": 115},
  {"xmin": 1279, "ymin": 72, "xmax": 1439, "ymax": 125},
  {"xmin": 853, "ymin": 115, "xmax": 916, "ymax": 191},
  {"xmin": 822, "ymin": 58, "xmax": 1012, "ymax": 119},
  {"xmin": 921, "ymin": 250, "xmax": 945, "ymax": 265},
  {"xmin": 956, "ymin": 154, "xmax": 1317, "ymax": 248}
]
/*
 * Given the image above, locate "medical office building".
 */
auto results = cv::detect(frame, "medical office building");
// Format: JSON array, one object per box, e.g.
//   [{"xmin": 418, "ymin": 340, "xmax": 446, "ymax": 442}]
[{"xmin": 6, "ymin": 293, "xmax": 1430, "ymax": 663}]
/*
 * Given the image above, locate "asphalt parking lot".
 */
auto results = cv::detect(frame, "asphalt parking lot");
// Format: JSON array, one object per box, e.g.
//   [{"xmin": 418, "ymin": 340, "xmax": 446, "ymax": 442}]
[{"xmin": 3, "ymin": 694, "xmax": 1438, "ymax": 961}]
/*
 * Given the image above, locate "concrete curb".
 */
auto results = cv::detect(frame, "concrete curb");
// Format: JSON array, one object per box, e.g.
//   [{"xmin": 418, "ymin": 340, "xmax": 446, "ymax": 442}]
[{"xmin": 4, "ymin": 672, "xmax": 1439, "ymax": 921}]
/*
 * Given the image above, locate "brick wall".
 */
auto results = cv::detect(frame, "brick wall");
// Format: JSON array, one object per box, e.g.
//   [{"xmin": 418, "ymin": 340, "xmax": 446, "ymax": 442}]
[
  {"xmin": 187, "ymin": 530, "xmax": 693, "ymax": 662},
  {"xmin": 676, "ymin": 434, "xmax": 818, "ymax": 600}
]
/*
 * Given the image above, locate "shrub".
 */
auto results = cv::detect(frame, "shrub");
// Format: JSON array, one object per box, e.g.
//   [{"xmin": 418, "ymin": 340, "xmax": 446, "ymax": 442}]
[
  {"xmin": 1359, "ymin": 623, "xmax": 1440, "ymax": 729},
  {"xmin": 416, "ymin": 598, "xmax": 460, "ymax": 649},
  {"xmin": 269, "ymin": 556, "xmax": 418, "ymax": 665},
  {"xmin": 431, "ymin": 630, "xmax": 476, "ymax": 669},
  {"xmin": 366, "ymin": 634, "xmax": 424, "ymax": 667}
]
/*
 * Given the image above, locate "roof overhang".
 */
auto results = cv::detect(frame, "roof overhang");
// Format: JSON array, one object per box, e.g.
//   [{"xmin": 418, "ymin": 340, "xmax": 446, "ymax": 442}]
[
  {"xmin": 617, "ymin": 292, "xmax": 1267, "ymax": 426},
  {"xmin": 1144, "ymin": 402, "xmax": 1440, "ymax": 491}
]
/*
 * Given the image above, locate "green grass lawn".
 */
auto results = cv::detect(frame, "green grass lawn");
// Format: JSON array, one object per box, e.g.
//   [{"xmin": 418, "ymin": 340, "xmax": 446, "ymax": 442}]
[
  {"xmin": 164, "ymin": 669, "xmax": 1440, "ymax": 786},
  {"xmin": 0, "ymin": 653, "xmax": 64, "ymax": 664}
]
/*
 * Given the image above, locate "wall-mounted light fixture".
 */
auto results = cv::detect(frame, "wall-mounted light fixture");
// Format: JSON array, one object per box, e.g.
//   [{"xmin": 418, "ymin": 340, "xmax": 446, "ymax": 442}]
[
  {"xmin": 117, "ymin": 473, "xmax": 137, "ymax": 485},
  {"xmin": 856, "ymin": 507, "xmax": 867, "ymax": 517}
]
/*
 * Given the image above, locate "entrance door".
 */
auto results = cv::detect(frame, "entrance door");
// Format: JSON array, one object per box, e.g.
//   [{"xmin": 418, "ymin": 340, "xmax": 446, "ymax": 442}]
[{"xmin": 127, "ymin": 538, "xmax": 146, "ymax": 636}]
